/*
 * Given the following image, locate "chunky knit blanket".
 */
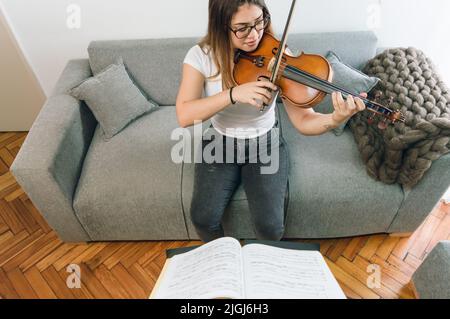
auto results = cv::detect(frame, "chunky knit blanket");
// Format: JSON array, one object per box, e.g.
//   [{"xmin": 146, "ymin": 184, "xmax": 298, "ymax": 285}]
[{"xmin": 348, "ymin": 47, "xmax": 450, "ymax": 190}]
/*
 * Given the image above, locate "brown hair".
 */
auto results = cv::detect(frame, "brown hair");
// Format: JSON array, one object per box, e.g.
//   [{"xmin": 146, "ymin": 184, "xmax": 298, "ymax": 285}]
[{"xmin": 198, "ymin": 0, "xmax": 275, "ymax": 90}]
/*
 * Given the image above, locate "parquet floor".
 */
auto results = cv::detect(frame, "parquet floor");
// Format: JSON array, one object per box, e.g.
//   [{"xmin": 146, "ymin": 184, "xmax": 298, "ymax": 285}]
[{"xmin": 1, "ymin": 131, "xmax": 449, "ymax": 299}]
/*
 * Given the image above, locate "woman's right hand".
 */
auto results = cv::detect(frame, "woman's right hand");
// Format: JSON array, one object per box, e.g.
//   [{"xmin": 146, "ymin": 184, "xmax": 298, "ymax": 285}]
[{"xmin": 231, "ymin": 81, "xmax": 279, "ymax": 108}]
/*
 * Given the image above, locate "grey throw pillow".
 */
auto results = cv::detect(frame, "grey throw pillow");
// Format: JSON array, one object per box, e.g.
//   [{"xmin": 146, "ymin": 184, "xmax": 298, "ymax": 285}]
[
  {"xmin": 313, "ymin": 51, "xmax": 380, "ymax": 136},
  {"xmin": 68, "ymin": 57, "xmax": 159, "ymax": 140}
]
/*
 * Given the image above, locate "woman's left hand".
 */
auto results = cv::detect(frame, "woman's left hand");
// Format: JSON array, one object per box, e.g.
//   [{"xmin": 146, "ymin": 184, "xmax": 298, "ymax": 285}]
[{"xmin": 331, "ymin": 92, "xmax": 367, "ymax": 125}]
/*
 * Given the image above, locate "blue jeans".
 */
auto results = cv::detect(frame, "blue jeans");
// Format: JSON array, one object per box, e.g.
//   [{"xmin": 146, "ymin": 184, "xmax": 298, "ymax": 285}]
[{"xmin": 190, "ymin": 120, "xmax": 290, "ymax": 242}]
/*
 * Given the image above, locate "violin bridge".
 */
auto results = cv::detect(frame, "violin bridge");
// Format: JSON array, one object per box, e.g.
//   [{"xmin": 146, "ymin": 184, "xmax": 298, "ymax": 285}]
[{"xmin": 267, "ymin": 57, "xmax": 275, "ymax": 73}]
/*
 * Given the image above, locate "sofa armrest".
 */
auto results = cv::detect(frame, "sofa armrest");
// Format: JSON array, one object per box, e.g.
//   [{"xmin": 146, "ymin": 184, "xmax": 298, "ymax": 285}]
[
  {"xmin": 388, "ymin": 153, "xmax": 450, "ymax": 233},
  {"xmin": 10, "ymin": 59, "xmax": 97, "ymax": 242}
]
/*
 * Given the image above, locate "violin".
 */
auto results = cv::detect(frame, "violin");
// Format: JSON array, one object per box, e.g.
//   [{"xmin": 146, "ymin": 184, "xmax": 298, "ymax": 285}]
[{"xmin": 232, "ymin": 0, "xmax": 405, "ymax": 128}]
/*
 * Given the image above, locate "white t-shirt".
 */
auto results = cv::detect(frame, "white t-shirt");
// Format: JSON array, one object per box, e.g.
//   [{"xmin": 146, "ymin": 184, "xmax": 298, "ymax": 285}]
[{"xmin": 183, "ymin": 44, "xmax": 278, "ymax": 139}]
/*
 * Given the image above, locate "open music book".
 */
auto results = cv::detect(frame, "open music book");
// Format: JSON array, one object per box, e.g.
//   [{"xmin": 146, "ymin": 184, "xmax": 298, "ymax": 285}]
[{"xmin": 149, "ymin": 237, "xmax": 346, "ymax": 299}]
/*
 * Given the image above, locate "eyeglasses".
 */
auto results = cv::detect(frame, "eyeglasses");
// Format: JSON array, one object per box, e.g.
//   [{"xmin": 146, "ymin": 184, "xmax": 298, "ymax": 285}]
[{"xmin": 227, "ymin": 15, "xmax": 271, "ymax": 39}]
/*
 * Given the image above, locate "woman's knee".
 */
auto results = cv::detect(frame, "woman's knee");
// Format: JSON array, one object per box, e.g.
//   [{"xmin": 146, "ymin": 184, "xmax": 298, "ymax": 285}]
[
  {"xmin": 254, "ymin": 222, "xmax": 285, "ymax": 241},
  {"xmin": 191, "ymin": 215, "xmax": 221, "ymax": 231},
  {"xmin": 190, "ymin": 204, "xmax": 222, "ymax": 231},
  {"xmin": 190, "ymin": 213, "xmax": 224, "ymax": 242}
]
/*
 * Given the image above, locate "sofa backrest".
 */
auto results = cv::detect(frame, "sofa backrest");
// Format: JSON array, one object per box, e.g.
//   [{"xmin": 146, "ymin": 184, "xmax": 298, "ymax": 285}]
[{"xmin": 88, "ymin": 31, "xmax": 378, "ymax": 106}]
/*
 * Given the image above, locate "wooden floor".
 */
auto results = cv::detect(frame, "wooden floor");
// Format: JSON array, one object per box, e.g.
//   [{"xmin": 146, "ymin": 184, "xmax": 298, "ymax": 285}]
[{"xmin": 1, "ymin": 131, "xmax": 450, "ymax": 299}]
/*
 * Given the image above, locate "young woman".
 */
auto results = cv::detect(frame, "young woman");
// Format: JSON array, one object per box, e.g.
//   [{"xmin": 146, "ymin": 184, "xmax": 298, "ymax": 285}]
[{"xmin": 176, "ymin": 0, "xmax": 367, "ymax": 242}]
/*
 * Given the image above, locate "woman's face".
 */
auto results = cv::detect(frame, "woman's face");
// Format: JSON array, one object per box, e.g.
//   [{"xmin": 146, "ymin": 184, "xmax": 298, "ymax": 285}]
[{"xmin": 229, "ymin": 4, "xmax": 265, "ymax": 51}]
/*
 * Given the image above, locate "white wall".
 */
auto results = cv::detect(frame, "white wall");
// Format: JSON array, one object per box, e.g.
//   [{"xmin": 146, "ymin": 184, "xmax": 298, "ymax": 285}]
[
  {"xmin": 0, "ymin": 7, "xmax": 45, "ymax": 131},
  {"xmin": 1, "ymin": 0, "xmax": 450, "ymax": 97}
]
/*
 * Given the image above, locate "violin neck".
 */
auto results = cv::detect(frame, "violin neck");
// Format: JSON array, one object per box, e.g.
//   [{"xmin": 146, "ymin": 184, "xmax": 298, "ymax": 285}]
[{"xmin": 283, "ymin": 65, "xmax": 393, "ymax": 115}]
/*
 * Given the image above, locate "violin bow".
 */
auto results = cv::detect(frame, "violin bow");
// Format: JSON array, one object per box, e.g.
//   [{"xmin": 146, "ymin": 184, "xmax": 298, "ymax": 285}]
[
  {"xmin": 257, "ymin": 1, "xmax": 405, "ymax": 125},
  {"xmin": 260, "ymin": 0, "xmax": 298, "ymax": 112}
]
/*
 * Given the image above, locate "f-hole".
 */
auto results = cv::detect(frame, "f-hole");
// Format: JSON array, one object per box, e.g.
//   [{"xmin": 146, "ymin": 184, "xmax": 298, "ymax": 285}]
[
  {"xmin": 272, "ymin": 47, "xmax": 288, "ymax": 63},
  {"xmin": 257, "ymin": 75, "xmax": 271, "ymax": 82}
]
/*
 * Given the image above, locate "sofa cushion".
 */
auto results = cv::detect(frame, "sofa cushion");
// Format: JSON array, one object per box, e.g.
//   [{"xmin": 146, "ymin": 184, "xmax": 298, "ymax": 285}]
[
  {"xmin": 313, "ymin": 51, "xmax": 380, "ymax": 136},
  {"xmin": 88, "ymin": 37, "xmax": 201, "ymax": 106},
  {"xmin": 73, "ymin": 106, "xmax": 187, "ymax": 240},
  {"xmin": 277, "ymin": 102, "xmax": 405, "ymax": 238},
  {"xmin": 68, "ymin": 58, "xmax": 159, "ymax": 140},
  {"xmin": 412, "ymin": 241, "xmax": 450, "ymax": 298},
  {"xmin": 87, "ymin": 31, "xmax": 378, "ymax": 107}
]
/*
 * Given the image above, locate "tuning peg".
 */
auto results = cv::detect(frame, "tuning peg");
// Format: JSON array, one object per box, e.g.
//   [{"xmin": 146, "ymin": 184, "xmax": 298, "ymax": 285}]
[
  {"xmin": 387, "ymin": 96, "xmax": 394, "ymax": 107},
  {"xmin": 367, "ymin": 113, "xmax": 376, "ymax": 125},
  {"xmin": 378, "ymin": 118, "xmax": 388, "ymax": 130},
  {"xmin": 374, "ymin": 91, "xmax": 383, "ymax": 102}
]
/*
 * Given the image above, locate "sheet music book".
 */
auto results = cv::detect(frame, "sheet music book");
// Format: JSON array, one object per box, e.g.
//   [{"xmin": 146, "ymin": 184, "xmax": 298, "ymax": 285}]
[{"xmin": 149, "ymin": 237, "xmax": 346, "ymax": 299}]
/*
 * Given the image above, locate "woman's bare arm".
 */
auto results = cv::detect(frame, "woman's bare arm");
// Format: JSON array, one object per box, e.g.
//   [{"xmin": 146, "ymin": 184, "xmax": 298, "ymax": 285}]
[
  {"xmin": 282, "ymin": 99, "xmax": 340, "ymax": 136},
  {"xmin": 281, "ymin": 47, "xmax": 367, "ymax": 135},
  {"xmin": 282, "ymin": 91, "xmax": 366, "ymax": 136},
  {"xmin": 175, "ymin": 64, "xmax": 232, "ymax": 128}
]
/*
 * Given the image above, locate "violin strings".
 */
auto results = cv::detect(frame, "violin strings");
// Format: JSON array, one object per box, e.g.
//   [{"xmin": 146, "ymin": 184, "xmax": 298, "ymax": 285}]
[
  {"xmin": 280, "ymin": 62, "xmax": 361, "ymax": 100},
  {"xmin": 276, "ymin": 61, "xmax": 396, "ymax": 115},
  {"xmin": 236, "ymin": 51, "xmax": 404, "ymax": 121}
]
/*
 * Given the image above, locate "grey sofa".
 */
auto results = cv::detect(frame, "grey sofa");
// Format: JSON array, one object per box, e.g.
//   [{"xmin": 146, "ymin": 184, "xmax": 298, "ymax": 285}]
[
  {"xmin": 412, "ymin": 241, "xmax": 450, "ymax": 298},
  {"xmin": 11, "ymin": 31, "xmax": 450, "ymax": 242}
]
